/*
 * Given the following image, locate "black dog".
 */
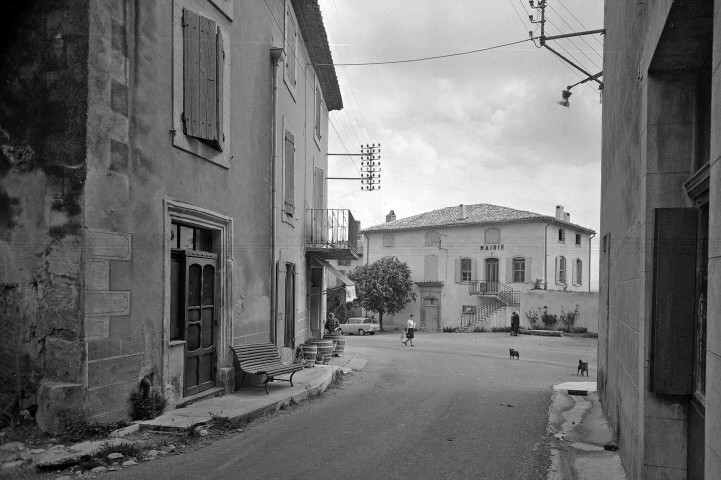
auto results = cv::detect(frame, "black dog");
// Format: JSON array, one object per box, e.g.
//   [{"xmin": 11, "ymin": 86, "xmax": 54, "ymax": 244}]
[
  {"xmin": 577, "ymin": 360, "xmax": 589, "ymax": 376},
  {"xmin": 509, "ymin": 348, "xmax": 520, "ymax": 360}
]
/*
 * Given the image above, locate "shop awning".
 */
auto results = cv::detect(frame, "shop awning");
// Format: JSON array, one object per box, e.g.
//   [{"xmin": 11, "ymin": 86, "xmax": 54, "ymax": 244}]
[{"xmin": 310, "ymin": 255, "xmax": 357, "ymax": 303}]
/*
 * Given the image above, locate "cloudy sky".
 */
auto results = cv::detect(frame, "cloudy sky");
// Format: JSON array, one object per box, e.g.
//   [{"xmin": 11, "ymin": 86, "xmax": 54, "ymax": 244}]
[{"xmin": 318, "ymin": 0, "xmax": 605, "ymax": 288}]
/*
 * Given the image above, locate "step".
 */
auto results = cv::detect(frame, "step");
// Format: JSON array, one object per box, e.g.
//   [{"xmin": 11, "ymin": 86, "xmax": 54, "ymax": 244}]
[{"xmin": 175, "ymin": 386, "xmax": 226, "ymax": 409}]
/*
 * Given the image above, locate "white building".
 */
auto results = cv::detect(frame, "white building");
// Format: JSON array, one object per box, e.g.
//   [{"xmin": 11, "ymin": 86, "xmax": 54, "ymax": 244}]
[{"xmin": 360, "ymin": 204, "xmax": 596, "ymax": 331}]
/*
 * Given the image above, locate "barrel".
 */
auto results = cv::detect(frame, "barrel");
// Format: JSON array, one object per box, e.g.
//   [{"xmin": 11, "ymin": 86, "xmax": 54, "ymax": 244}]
[
  {"xmin": 307, "ymin": 338, "xmax": 334, "ymax": 364},
  {"xmin": 325, "ymin": 333, "xmax": 346, "ymax": 357},
  {"xmin": 301, "ymin": 344, "xmax": 317, "ymax": 368}
]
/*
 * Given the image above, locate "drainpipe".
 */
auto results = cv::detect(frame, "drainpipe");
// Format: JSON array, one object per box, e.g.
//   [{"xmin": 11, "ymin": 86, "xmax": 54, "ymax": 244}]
[
  {"xmin": 588, "ymin": 232, "xmax": 596, "ymax": 293},
  {"xmin": 270, "ymin": 46, "xmax": 285, "ymax": 343}
]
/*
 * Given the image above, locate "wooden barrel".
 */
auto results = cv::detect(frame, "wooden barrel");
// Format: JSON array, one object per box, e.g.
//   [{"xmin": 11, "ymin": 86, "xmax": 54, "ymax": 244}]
[
  {"xmin": 325, "ymin": 334, "xmax": 346, "ymax": 357},
  {"xmin": 301, "ymin": 344, "xmax": 317, "ymax": 368},
  {"xmin": 308, "ymin": 339, "xmax": 334, "ymax": 363}
]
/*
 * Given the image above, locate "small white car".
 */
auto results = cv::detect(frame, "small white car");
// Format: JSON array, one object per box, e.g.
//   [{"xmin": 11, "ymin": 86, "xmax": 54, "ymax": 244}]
[{"xmin": 339, "ymin": 317, "xmax": 380, "ymax": 336}]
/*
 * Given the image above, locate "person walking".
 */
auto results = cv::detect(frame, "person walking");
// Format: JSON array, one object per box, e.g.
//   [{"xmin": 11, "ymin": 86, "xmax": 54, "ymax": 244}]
[
  {"xmin": 406, "ymin": 314, "xmax": 417, "ymax": 347},
  {"xmin": 511, "ymin": 311, "xmax": 520, "ymax": 336}
]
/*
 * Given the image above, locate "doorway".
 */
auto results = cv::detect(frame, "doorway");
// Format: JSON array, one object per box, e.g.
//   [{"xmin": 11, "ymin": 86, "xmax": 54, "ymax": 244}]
[
  {"xmin": 485, "ymin": 258, "xmax": 499, "ymax": 283},
  {"xmin": 423, "ymin": 297, "xmax": 440, "ymax": 331}
]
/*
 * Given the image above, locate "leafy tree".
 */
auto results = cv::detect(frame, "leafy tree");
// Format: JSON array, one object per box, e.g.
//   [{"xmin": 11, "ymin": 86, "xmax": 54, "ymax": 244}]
[{"xmin": 347, "ymin": 256, "xmax": 416, "ymax": 330}]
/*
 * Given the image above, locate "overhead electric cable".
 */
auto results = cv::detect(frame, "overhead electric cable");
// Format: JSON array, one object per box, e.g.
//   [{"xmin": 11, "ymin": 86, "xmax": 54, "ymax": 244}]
[
  {"xmin": 314, "ymin": 38, "xmax": 534, "ymax": 66},
  {"xmin": 557, "ymin": 0, "xmax": 604, "ymax": 48},
  {"xmin": 547, "ymin": 4, "xmax": 603, "ymax": 61}
]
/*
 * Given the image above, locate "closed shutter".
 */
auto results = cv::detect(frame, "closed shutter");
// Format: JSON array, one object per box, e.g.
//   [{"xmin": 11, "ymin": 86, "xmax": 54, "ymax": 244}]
[
  {"xmin": 555, "ymin": 256, "xmax": 560, "ymax": 284},
  {"xmin": 183, "ymin": 9, "xmax": 222, "ymax": 149},
  {"xmin": 525, "ymin": 257, "xmax": 532, "ymax": 283},
  {"xmin": 470, "ymin": 258, "xmax": 477, "ymax": 281},
  {"xmin": 215, "ymin": 26, "xmax": 224, "ymax": 149},
  {"xmin": 455, "ymin": 258, "xmax": 461, "ymax": 283},
  {"xmin": 506, "ymin": 258, "xmax": 513, "ymax": 283},
  {"xmin": 313, "ymin": 167, "xmax": 324, "ymax": 209},
  {"xmin": 425, "ymin": 255, "xmax": 438, "ymax": 281},
  {"xmin": 651, "ymin": 208, "xmax": 697, "ymax": 395},
  {"xmin": 183, "ymin": 8, "xmax": 200, "ymax": 137},
  {"xmin": 571, "ymin": 259, "xmax": 577, "ymax": 286},
  {"xmin": 284, "ymin": 131, "xmax": 295, "ymax": 215}
]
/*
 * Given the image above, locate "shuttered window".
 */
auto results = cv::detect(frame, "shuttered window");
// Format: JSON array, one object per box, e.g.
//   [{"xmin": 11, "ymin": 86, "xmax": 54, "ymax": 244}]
[
  {"xmin": 513, "ymin": 257, "xmax": 525, "ymax": 283},
  {"xmin": 484, "ymin": 228, "xmax": 500, "ymax": 244},
  {"xmin": 182, "ymin": 8, "xmax": 224, "ymax": 150},
  {"xmin": 558, "ymin": 229, "xmax": 566, "ymax": 242},
  {"xmin": 314, "ymin": 84, "xmax": 322, "ymax": 141},
  {"xmin": 285, "ymin": 4, "xmax": 298, "ymax": 90},
  {"xmin": 425, "ymin": 230, "xmax": 439, "ymax": 247},
  {"xmin": 424, "ymin": 255, "xmax": 438, "ymax": 281},
  {"xmin": 382, "ymin": 233, "xmax": 395, "ymax": 247},
  {"xmin": 556, "ymin": 256, "xmax": 566, "ymax": 285},
  {"xmin": 283, "ymin": 131, "xmax": 295, "ymax": 216},
  {"xmin": 460, "ymin": 258, "xmax": 473, "ymax": 282},
  {"xmin": 573, "ymin": 259, "xmax": 582, "ymax": 286}
]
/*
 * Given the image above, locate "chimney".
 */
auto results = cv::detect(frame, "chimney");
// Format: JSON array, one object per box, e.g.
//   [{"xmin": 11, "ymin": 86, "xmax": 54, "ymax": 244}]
[
  {"xmin": 386, "ymin": 210, "xmax": 396, "ymax": 223},
  {"xmin": 555, "ymin": 205, "xmax": 565, "ymax": 220},
  {"xmin": 565, "ymin": 212, "xmax": 570, "ymax": 222},
  {"xmin": 459, "ymin": 204, "xmax": 467, "ymax": 219}
]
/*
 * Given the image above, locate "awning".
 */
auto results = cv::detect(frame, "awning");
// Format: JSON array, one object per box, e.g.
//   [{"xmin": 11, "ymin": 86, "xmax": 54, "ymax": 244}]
[{"xmin": 309, "ymin": 255, "xmax": 357, "ymax": 303}]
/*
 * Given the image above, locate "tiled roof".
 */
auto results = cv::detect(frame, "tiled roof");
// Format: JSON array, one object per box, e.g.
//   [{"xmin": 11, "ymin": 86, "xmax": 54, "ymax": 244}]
[
  {"xmin": 292, "ymin": 0, "xmax": 343, "ymax": 111},
  {"xmin": 361, "ymin": 203, "xmax": 596, "ymax": 234}
]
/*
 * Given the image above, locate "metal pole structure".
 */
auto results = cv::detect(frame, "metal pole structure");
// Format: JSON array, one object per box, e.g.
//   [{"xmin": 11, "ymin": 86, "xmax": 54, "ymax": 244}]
[{"xmin": 326, "ymin": 144, "xmax": 382, "ymax": 191}]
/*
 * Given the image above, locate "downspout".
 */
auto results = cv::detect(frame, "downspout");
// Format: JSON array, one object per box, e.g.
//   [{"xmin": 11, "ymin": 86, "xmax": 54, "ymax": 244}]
[
  {"xmin": 270, "ymin": 47, "xmax": 285, "ymax": 343},
  {"xmin": 588, "ymin": 232, "xmax": 596, "ymax": 292}
]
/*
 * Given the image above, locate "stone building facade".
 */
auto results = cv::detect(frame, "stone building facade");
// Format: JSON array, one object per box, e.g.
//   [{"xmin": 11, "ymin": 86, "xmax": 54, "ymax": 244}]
[
  {"xmin": 360, "ymin": 204, "xmax": 595, "ymax": 331},
  {"xmin": 599, "ymin": 0, "xmax": 720, "ymax": 478},
  {"xmin": 0, "ymin": 0, "xmax": 355, "ymax": 431}
]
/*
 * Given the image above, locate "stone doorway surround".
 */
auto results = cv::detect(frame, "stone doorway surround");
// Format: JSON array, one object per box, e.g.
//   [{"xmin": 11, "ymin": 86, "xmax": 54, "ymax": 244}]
[
  {"xmin": 416, "ymin": 281, "xmax": 444, "ymax": 331},
  {"xmin": 163, "ymin": 200, "xmax": 234, "ymax": 408}
]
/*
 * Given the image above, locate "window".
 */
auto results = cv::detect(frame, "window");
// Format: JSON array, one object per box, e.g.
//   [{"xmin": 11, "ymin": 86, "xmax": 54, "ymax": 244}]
[
  {"xmin": 575, "ymin": 233, "xmax": 581, "ymax": 246},
  {"xmin": 558, "ymin": 228, "xmax": 566, "ymax": 243},
  {"xmin": 460, "ymin": 258, "xmax": 472, "ymax": 282},
  {"xmin": 556, "ymin": 256, "xmax": 566, "ymax": 285},
  {"xmin": 314, "ymin": 82, "xmax": 323, "ymax": 143},
  {"xmin": 283, "ymin": 130, "xmax": 295, "ymax": 217},
  {"xmin": 284, "ymin": 2, "xmax": 298, "ymax": 95},
  {"xmin": 182, "ymin": 8, "xmax": 224, "ymax": 150},
  {"xmin": 573, "ymin": 259, "xmax": 582, "ymax": 286},
  {"xmin": 602, "ymin": 234, "xmax": 609, "ymax": 253},
  {"xmin": 382, "ymin": 233, "xmax": 395, "ymax": 247},
  {"xmin": 512, "ymin": 257, "xmax": 525, "ymax": 283},
  {"xmin": 484, "ymin": 228, "xmax": 500, "ymax": 244},
  {"xmin": 462, "ymin": 305, "xmax": 475, "ymax": 314},
  {"xmin": 425, "ymin": 230, "xmax": 439, "ymax": 247},
  {"xmin": 337, "ymin": 259, "xmax": 351, "ymax": 267}
]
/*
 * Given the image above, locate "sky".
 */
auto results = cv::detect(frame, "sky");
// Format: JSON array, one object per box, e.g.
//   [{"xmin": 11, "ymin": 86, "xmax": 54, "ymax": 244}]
[{"xmin": 318, "ymin": 0, "xmax": 605, "ymax": 289}]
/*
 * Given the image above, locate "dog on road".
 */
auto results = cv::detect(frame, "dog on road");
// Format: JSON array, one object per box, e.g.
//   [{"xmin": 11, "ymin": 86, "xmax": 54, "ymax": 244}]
[
  {"xmin": 577, "ymin": 360, "xmax": 589, "ymax": 376},
  {"xmin": 509, "ymin": 348, "xmax": 520, "ymax": 360}
]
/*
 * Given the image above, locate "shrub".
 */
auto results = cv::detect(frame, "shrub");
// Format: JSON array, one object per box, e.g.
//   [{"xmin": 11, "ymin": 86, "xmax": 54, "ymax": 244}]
[
  {"xmin": 540, "ymin": 306, "xmax": 558, "ymax": 329},
  {"xmin": 442, "ymin": 326, "xmax": 459, "ymax": 333},
  {"xmin": 559, "ymin": 305, "xmax": 580, "ymax": 332},
  {"xmin": 129, "ymin": 387, "xmax": 168, "ymax": 421},
  {"xmin": 525, "ymin": 309, "xmax": 540, "ymax": 329},
  {"xmin": 531, "ymin": 279, "xmax": 547, "ymax": 290},
  {"xmin": 59, "ymin": 414, "xmax": 132, "ymax": 443},
  {"xmin": 472, "ymin": 326, "xmax": 486, "ymax": 333},
  {"xmin": 570, "ymin": 326, "xmax": 588, "ymax": 334},
  {"xmin": 491, "ymin": 326, "xmax": 512, "ymax": 332}
]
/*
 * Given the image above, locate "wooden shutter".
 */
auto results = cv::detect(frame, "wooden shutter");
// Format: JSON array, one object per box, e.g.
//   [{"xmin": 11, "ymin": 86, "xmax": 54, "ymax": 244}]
[
  {"xmin": 198, "ymin": 15, "xmax": 216, "ymax": 141},
  {"xmin": 454, "ymin": 258, "xmax": 461, "ymax": 283},
  {"xmin": 425, "ymin": 255, "xmax": 438, "ymax": 281},
  {"xmin": 555, "ymin": 256, "xmax": 560, "ymax": 284},
  {"xmin": 470, "ymin": 258, "xmax": 477, "ymax": 281},
  {"xmin": 506, "ymin": 258, "xmax": 513, "ymax": 283},
  {"xmin": 183, "ymin": 8, "xmax": 200, "ymax": 137},
  {"xmin": 215, "ymin": 26, "xmax": 224, "ymax": 150},
  {"xmin": 571, "ymin": 259, "xmax": 577, "ymax": 286},
  {"xmin": 313, "ymin": 167, "xmax": 324, "ymax": 209},
  {"xmin": 284, "ymin": 131, "xmax": 295, "ymax": 215},
  {"xmin": 651, "ymin": 208, "xmax": 697, "ymax": 395},
  {"xmin": 525, "ymin": 257, "xmax": 532, "ymax": 283}
]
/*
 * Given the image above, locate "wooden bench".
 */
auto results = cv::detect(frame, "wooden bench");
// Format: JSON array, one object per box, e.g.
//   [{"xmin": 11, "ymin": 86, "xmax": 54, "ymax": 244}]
[{"xmin": 230, "ymin": 343, "xmax": 304, "ymax": 394}]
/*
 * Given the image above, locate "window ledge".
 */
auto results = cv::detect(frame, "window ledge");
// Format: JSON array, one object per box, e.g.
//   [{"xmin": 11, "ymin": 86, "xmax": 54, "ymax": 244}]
[{"xmin": 169, "ymin": 340, "xmax": 186, "ymax": 347}]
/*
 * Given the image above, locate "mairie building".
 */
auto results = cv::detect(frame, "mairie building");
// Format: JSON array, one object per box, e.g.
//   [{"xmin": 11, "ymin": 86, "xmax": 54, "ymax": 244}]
[{"xmin": 359, "ymin": 204, "xmax": 596, "ymax": 332}]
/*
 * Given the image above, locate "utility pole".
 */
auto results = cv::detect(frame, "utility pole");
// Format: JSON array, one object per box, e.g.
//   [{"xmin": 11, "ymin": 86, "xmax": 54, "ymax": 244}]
[
  {"xmin": 529, "ymin": 0, "xmax": 604, "ymax": 106},
  {"xmin": 327, "ymin": 144, "xmax": 381, "ymax": 191}
]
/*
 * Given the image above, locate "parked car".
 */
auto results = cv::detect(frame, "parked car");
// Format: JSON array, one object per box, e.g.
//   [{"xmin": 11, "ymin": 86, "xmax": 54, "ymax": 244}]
[{"xmin": 339, "ymin": 317, "xmax": 380, "ymax": 336}]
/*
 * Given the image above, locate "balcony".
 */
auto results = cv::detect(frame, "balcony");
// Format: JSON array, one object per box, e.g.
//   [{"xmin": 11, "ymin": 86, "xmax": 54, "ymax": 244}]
[{"xmin": 306, "ymin": 209, "xmax": 359, "ymax": 261}]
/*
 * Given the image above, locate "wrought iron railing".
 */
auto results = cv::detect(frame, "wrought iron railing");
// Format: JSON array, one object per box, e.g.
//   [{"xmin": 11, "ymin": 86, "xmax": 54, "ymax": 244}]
[
  {"xmin": 468, "ymin": 281, "xmax": 520, "ymax": 306},
  {"xmin": 306, "ymin": 209, "xmax": 358, "ymax": 253},
  {"xmin": 460, "ymin": 298, "xmax": 504, "ymax": 329}
]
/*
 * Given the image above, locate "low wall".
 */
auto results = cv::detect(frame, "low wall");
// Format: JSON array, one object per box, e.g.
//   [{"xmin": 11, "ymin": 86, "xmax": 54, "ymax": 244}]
[{"xmin": 519, "ymin": 290, "xmax": 599, "ymax": 333}]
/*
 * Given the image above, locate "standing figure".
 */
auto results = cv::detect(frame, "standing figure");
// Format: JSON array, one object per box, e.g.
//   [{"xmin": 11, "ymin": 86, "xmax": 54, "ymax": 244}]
[
  {"xmin": 406, "ymin": 314, "xmax": 416, "ymax": 347},
  {"xmin": 511, "ymin": 311, "xmax": 520, "ymax": 336},
  {"xmin": 326, "ymin": 312, "xmax": 339, "ymax": 334}
]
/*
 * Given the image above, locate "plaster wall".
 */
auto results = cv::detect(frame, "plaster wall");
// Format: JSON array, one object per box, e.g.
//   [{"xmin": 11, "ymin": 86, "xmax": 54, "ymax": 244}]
[
  {"xmin": 520, "ymin": 290, "xmax": 599, "ymax": 333},
  {"xmin": 600, "ymin": 0, "xmax": 721, "ymax": 477},
  {"xmin": 363, "ymin": 219, "xmax": 594, "ymax": 330}
]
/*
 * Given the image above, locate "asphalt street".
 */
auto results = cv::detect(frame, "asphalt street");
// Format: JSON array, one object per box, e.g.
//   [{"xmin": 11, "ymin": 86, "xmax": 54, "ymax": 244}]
[{"xmin": 110, "ymin": 332, "xmax": 597, "ymax": 480}]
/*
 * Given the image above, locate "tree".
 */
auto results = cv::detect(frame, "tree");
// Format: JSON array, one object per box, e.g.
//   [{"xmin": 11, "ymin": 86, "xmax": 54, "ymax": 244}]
[{"xmin": 347, "ymin": 256, "xmax": 416, "ymax": 331}]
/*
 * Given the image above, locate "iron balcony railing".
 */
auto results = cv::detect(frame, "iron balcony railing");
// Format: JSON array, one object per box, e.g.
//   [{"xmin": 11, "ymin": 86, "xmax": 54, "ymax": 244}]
[
  {"xmin": 306, "ymin": 209, "xmax": 358, "ymax": 253},
  {"xmin": 460, "ymin": 298, "xmax": 504, "ymax": 329}
]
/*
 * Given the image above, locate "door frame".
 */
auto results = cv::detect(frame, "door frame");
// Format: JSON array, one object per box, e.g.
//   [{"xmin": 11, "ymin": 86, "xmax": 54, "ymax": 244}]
[
  {"xmin": 164, "ymin": 200, "xmax": 233, "ymax": 399},
  {"xmin": 485, "ymin": 257, "xmax": 499, "ymax": 283}
]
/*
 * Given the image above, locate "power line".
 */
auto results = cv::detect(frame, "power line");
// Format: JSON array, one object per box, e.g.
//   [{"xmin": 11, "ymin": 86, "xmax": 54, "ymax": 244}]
[
  {"xmin": 557, "ymin": 0, "xmax": 604, "ymax": 48},
  {"xmin": 314, "ymin": 38, "xmax": 535, "ymax": 66},
  {"xmin": 547, "ymin": 4, "xmax": 603, "ymax": 62}
]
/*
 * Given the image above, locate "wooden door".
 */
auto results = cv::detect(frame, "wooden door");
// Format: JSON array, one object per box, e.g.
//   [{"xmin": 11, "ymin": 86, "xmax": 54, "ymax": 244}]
[
  {"xmin": 485, "ymin": 258, "xmax": 499, "ymax": 283},
  {"xmin": 184, "ymin": 252, "xmax": 217, "ymax": 397}
]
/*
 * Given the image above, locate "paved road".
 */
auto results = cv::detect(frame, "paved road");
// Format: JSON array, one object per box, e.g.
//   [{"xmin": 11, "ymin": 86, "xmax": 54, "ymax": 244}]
[{"xmin": 114, "ymin": 332, "xmax": 597, "ymax": 480}]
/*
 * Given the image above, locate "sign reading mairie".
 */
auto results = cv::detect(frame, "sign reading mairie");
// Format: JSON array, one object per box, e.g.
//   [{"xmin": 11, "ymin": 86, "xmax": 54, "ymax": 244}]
[{"xmin": 481, "ymin": 244, "xmax": 504, "ymax": 251}]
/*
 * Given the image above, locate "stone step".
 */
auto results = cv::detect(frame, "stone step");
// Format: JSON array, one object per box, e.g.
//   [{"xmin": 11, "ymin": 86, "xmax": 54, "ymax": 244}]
[{"xmin": 175, "ymin": 387, "xmax": 225, "ymax": 409}]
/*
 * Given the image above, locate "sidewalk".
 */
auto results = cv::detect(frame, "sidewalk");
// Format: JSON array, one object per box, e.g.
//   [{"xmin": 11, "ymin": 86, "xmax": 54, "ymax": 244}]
[
  {"xmin": 546, "ymin": 382, "xmax": 627, "ymax": 480},
  {"xmin": 137, "ymin": 356, "xmax": 367, "ymax": 433}
]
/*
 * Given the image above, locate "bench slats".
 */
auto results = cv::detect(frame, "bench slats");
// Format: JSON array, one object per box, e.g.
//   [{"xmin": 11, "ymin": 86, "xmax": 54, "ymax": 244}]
[{"xmin": 230, "ymin": 343, "xmax": 304, "ymax": 394}]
